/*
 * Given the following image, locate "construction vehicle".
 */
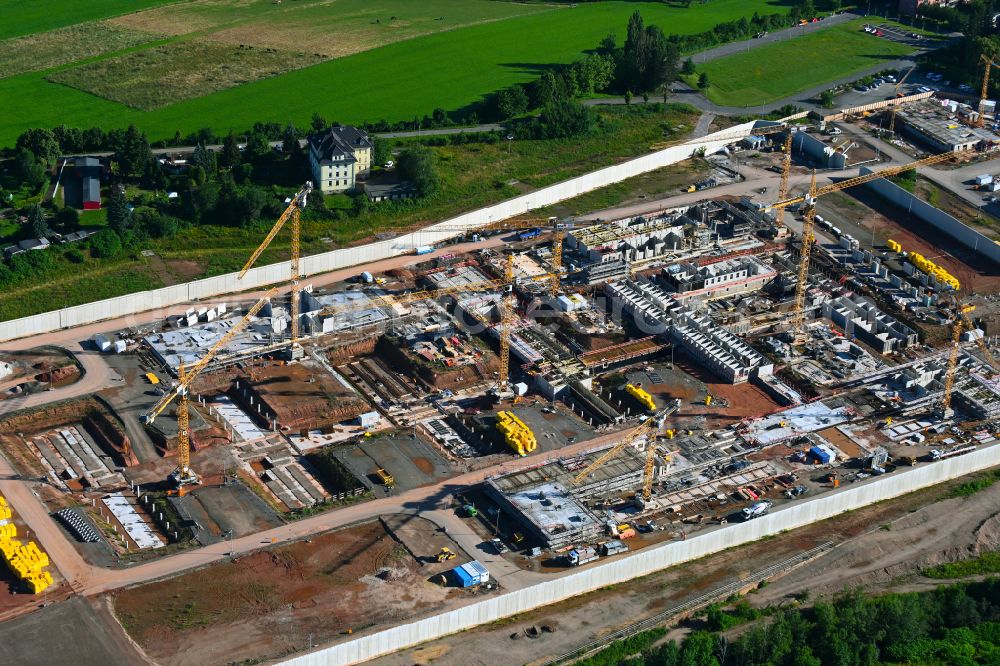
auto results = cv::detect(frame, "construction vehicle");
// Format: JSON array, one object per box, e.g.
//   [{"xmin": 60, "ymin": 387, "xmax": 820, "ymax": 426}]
[
  {"xmin": 142, "ymin": 288, "xmax": 278, "ymax": 486},
  {"xmin": 600, "ymin": 540, "xmax": 629, "ymax": 556},
  {"xmin": 436, "ymin": 547, "xmax": 457, "ymax": 562},
  {"xmin": 490, "ymin": 538, "xmax": 508, "ymax": 554},
  {"xmin": 625, "ymin": 383, "xmax": 656, "ymax": 412},
  {"xmin": 463, "ymin": 503, "xmax": 478, "ymax": 518},
  {"xmin": 769, "ymin": 151, "xmax": 955, "ymax": 338},
  {"xmin": 704, "ymin": 394, "xmax": 713, "ymax": 407},
  {"xmin": 375, "ymin": 468, "xmax": 395, "ymax": 488},
  {"xmin": 237, "ymin": 183, "xmax": 312, "ymax": 346},
  {"xmin": 144, "ymin": 372, "xmax": 160, "ymax": 385},
  {"xmin": 741, "ymin": 500, "xmax": 772, "ymax": 521},
  {"xmin": 566, "ymin": 546, "xmax": 599, "ymax": 566}
]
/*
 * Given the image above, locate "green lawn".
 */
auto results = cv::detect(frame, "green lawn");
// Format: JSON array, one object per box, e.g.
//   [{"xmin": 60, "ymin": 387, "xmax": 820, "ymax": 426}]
[
  {"xmin": 689, "ymin": 18, "xmax": 918, "ymax": 107},
  {"xmin": 0, "ymin": 0, "xmax": 178, "ymax": 40},
  {"xmin": 0, "ymin": 0, "xmax": 786, "ymax": 147}
]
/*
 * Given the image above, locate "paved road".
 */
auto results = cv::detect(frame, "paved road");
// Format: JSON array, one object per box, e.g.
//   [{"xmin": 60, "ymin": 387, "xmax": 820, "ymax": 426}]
[{"xmin": 687, "ymin": 12, "xmax": 858, "ymax": 65}]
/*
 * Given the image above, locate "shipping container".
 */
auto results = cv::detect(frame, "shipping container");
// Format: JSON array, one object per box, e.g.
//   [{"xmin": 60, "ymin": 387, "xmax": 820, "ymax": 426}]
[
  {"xmin": 414, "ymin": 245, "xmax": 434, "ymax": 255},
  {"xmin": 452, "ymin": 560, "xmax": 490, "ymax": 587}
]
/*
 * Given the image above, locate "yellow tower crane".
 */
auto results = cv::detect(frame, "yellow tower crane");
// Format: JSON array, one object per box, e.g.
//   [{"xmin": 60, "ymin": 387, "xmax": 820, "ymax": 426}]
[
  {"xmin": 498, "ymin": 253, "xmax": 515, "ymax": 395},
  {"xmin": 571, "ymin": 411, "xmax": 665, "ymax": 488},
  {"xmin": 888, "ymin": 66, "xmax": 915, "ymax": 134},
  {"xmin": 237, "ymin": 182, "xmax": 312, "ymax": 344},
  {"xmin": 143, "ymin": 288, "xmax": 278, "ymax": 485},
  {"xmin": 778, "ymin": 131, "xmax": 793, "ymax": 202},
  {"xmin": 959, "ymin": 305, "xmax": 999, "ymax": 372},
  {"xmin": 938, "ymin": 304, "xmax": 974, "ymax": 419},
  {"xmin": 769, "ymin": 151, "xmax": 955, "ymax": 337},
  {"xmin": 976, "ymin": 55, "xmax": 1000, "ymax": 129}
]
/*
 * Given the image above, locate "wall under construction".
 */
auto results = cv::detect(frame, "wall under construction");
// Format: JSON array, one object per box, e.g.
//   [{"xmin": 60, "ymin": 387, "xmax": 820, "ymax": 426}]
[{"xmin": 279, "ymin": 444, "xmax": 1000, "ymax": 666}]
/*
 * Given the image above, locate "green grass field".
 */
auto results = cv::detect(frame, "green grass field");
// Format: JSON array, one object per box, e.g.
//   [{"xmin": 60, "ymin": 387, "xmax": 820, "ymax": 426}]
[
  {"xmin": 0, "ymin": 0, "xmax": 176, "ymax": 40},
  {"xmin": 0, "ymin": 0, "xmax": 787, "ymax": 146},
  {"xmin": 688, "ymin": 19, "xmax": 917, "ymax": 107}
]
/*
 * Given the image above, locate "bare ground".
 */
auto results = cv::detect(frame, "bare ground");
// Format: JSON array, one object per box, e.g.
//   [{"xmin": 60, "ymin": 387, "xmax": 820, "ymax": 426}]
[
  {"xmin": 371, "ymin": 469, "xmax": 1000, "ymax": 666},
  {"xmin": 111, "ymin": 519, "xmax": 459, "ymax": 666}
]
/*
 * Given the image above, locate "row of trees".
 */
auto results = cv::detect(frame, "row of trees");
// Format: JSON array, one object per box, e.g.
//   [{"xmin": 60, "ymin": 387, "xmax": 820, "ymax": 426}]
[{"xmin": 596, "ymin": 579, "xmax": 1000, "ymax": 666}]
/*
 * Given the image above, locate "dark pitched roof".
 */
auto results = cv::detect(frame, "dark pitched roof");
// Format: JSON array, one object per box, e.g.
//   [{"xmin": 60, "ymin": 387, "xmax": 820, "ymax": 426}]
[
  {"xmin": 77, "ymin": 156, "xmax": 102, "ymax": 203},
  {"xmin": 309, "ymin": 125, "xmax": 372, "ymax": 162}
]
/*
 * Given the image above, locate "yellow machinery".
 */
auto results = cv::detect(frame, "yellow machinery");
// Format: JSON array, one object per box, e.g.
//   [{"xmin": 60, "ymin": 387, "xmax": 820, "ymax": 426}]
[
  {"xmin": 496, "ymin": 410, "xmax": 537, "ymax": 456},
  {"xmin": 0, "ymin": 494, "xmax": 52, "ymax": 594},
  {"xmin": 626, "ymin": 383, "xmax": 656, "ymax": 412},
  {"xmin": 238, "ymin": 182, "xmax": 312, "ymax": 343},
  {"xmin": 704, "ymin": 395, "xmax": 713, "ymax": 407},
  {"xmin": 436, "ymin": 547, "xmax": 457, "ymax": 562},
  {"xmin": 769, "ymin": 151, "xmax": 955, "ymax": 337},
  {"xmin": 375, "ymin": 468, "xmax": 395, "ymax": 488},
  {"xmin": 145, "ymin": 372, "xmax": 160, "ymax": 385},
  {"xmin": 143, "ymin": 288, "xmax": 278, "ymax": 485},
  {"xmin": 886, "ymin": 239, "xmax": 902, "ymax": 253}
]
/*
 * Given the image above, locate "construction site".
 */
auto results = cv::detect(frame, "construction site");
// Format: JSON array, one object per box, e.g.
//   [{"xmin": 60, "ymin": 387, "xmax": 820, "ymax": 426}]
[{"xmin": 4, "ymin": 78, "xmax": 1000, "ymax": 664}]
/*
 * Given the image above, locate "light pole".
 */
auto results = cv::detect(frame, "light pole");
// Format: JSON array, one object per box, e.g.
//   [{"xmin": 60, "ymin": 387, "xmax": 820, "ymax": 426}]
[{"xmin": 506, "ymin": 133, "xmax": 514, "ymax": 155}]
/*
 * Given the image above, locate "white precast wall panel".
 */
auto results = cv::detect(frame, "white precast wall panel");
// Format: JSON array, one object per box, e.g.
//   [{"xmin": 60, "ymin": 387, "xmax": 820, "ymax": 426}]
[
  {"xmin": 279, "ymin": 445, "xmax": 1000, "ymax": 666},
  {"xmin": 0, "ymin": 122, "xmax": 755, "ymax": 343}
]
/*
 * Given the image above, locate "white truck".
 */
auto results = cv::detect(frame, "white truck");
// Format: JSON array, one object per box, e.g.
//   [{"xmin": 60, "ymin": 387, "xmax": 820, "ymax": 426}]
[
  {"xmin": 567, "ymin": 546, "xmax": 599, "ymax": 566},
  {"xmin": 742, "ymin": 500, "xmax": 772, "ymax": 521}
]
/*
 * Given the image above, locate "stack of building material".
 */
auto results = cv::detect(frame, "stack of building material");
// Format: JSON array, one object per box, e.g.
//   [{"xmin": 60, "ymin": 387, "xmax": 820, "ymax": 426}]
[
  {"xmin": 0, "ymin": 495, "xmax": 53, "ymax": 593},
  {"xmin": 496, "ymin": 411, "xmax": 537, "ymax": 456}
]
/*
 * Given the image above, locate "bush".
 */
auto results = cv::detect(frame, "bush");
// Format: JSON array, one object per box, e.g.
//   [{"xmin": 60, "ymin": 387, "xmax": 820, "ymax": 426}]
[
  {"xmin": 90, "ymin": 229, "xmax": 122, "ymax": 258},
  {"xmin": 64, "ymin": 248, "xmax": 85, "ymax": 263}
]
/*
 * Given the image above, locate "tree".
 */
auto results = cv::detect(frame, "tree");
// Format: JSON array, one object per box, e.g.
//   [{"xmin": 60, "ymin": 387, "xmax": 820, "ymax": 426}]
[
  {"xmin": 90, "ymin": 229, "xmax": 122, "ymax": 258},
  {"xmin": 624, "ymin": 90, "xmax": 633, "ymax": 104},
  {"xmin": 191, "ymin": 143, "xmax": 217, "ymax": 176},
  {"xmin": 682, "ymin": 57, "xmax": 696, "ymax": 75},
  {"xmin": 14, "ymin": 149, "xmax": 47, "ymax": 189},
  {"xmin": 698, "ymin": 72, "xmax": 710, "ymax": 89},
  {"xmin": 494, "ymin": 85, "xmax": 529, "ymax": 120},
  {"xmin": 107, "ymin": 185, "xmax": 130, "ymax": 235},
  {"xmin": 537, "ymin": 99, "xmax": 594, "ymax": 139},
  {"xmin": 820, "ymin": 89, "xmax": 836, "ymax": 108},
  {"xmin": 112, "ymin": 124, "xmax": 152, "ymax": 179},
  {"xmin": 397, "ymin": 146, "xmax": 438, "ymax": 197},
  {"xmin": 310, "ymin": 112, "xmax": 328, "ymax": 133},
  {"xmin": 220, "ymin": 132, "xmax": 242, "ymax": 170},
  {"xmin": 15, "ymin": 128, "xmax": 59, "ymax": 166},
  {"xmin": 799, "ymin": 0, "xmax": 816, "ymax": 19},
  {"xmin": 141, "ymin": 157, "xmax": 167, "ymax": 190},
  {"xmin": 281, "ymin": 124, "xmax": 300, "ymax": 156},
  {"xmin": 27, "ymin": 204, "xmax": 48, "ymax": 238},
  {"xmin": 245, "ymin": 131, "xmax": 272, "ymax": 163},
  {"xmin": 372, "ymin": 137, "xmax": 391, "ymax": 167}
]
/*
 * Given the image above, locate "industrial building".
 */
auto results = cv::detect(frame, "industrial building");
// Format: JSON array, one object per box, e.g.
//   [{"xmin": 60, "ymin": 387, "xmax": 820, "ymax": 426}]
[
  {"xmin": 661, "ymin": 256, "xmax": 777, "ymax": 301},
  {"xmin": 606, "ymin": 279, "xmax": 772, "ymax": 383},
  {"xmin": 895, "ymin": 99, "xmax": 1000, "ymax": 153},
  {"xmin": 822, "ymin": 294, "xmax": 918, "ymax": 354}
]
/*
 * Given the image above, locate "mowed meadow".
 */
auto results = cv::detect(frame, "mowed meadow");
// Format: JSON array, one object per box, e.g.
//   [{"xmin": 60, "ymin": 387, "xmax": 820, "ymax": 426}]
[{"xmin": 0, "ymin": 0, "xmax": 790, "ymax": 145}]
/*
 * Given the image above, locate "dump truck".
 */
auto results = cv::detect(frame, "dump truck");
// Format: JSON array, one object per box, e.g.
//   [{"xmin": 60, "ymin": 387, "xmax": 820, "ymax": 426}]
[{"xmin": 375, "ymin": 468, "xmax": 395, "ymax": 488}]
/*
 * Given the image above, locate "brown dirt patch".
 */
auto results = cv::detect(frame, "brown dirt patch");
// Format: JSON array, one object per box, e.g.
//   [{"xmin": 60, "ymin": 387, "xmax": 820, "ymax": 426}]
[
  {"xmin": 412, "ymin": 457, "xmax": 434, "ymax": 475},
  {"xmin": 113, "ymin": 520, "xmax": 449, "ymax": 665}
]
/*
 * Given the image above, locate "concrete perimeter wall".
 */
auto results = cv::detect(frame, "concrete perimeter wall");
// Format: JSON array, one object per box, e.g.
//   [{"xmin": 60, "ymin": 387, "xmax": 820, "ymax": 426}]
[
  {"xmin": 279, "ymin": 445, "xmax": 1000, "ymax": 666},
  {"xmin": 860, "ymin": 166, "xmax": 1000, "ymax": 266},
  {"xmin": 794, "ymin": 131, "xmax": 847, "ymax": 170},
  {"xmin": 0, "ymin": 122, "xmax": 755, "ymax": 343}
]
